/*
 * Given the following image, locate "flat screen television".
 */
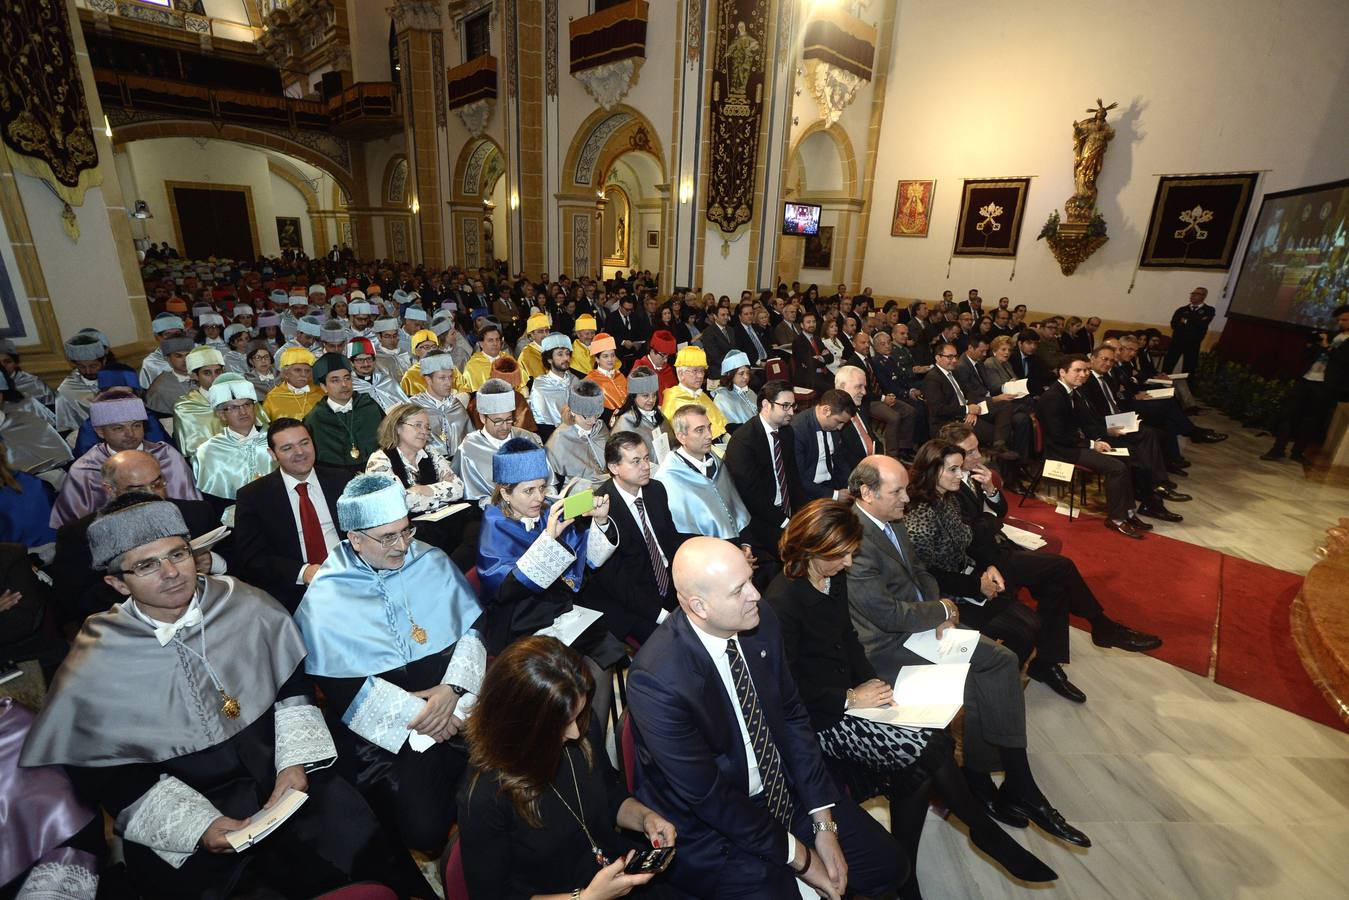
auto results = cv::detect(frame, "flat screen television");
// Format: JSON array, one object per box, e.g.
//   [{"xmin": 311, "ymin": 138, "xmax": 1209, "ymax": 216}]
[{"xmin": 782, "ymin": 202, "xmax": 822, "ymax": 236}]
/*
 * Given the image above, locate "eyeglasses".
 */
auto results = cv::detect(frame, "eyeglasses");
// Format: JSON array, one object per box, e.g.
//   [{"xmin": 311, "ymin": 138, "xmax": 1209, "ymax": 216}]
[
  {"xmin": 116, "ymin": 545, "xmax": 194, "ymax": 578},
  {"xmin": 399, "ymin": 420, "xmax": 432, "ymax": 432},
  {"xmin": 936, "ymin": 353, "xmax": 958, "ymax": 359},
  {"xmin": 219, "ymin": 402, "xmax": 255, "ymax": 414},
  {"xmin": 770, "ymin": 400, "xmax": 797, "ymax": 411},
  {"xmin": 358, "ymin": 526, "xmax": 416, "ymax": 549},
  {"xmin": 483, "ymin": 413, "xmax": 514, "ymax": 426}
]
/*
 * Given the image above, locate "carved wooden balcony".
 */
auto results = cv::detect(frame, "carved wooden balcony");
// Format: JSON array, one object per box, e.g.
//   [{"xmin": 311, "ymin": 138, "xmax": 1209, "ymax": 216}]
[{"xmin": 568, "ymin": 0, "xmax": 648, "ymax": 110}]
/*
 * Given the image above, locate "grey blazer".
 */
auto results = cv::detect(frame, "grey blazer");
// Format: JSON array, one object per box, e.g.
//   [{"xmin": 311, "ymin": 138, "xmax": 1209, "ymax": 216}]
[
  {"xmin": 983, "ymin": 357, "xmax": 1017, "ymax": 395},
  {"xmin": 845, "ymin": 509, "xmax": 952, "ymax": 682}
]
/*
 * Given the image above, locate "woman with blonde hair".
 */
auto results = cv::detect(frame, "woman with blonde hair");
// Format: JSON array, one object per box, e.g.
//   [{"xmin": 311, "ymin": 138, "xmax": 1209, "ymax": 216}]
[
  {"xmin": 983, "ymin": 334, "xmax": 1019, "ymax": 395},
  {"xmin": 762, "ymin": 498, "xmax": 1056, "ymax": 891}
]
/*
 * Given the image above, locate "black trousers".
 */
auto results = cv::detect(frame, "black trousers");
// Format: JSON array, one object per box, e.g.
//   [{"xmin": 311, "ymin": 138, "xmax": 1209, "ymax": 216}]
[
  {"xmin": 1116, "ymin": 425, "xmax": 1168, "ymax": 491},
  {"xmin": 957, "ymin": 594, "xmax": 1041, "ymax": 665},
  {"xmin": 997, "ymin": 547, "xmax": 1105, "ymax": 665},
  {"xmin": 1271, "ymin": 378, "xmax": 1339, "ymax": 455},
  {"xmin": 703, "ymin": 790, "xmax": 906, "ymax": 898},
  {"xmin": 1071, "ymin": 448, "xmax": 1134, "ymax": 521},
  {"xmin": 1162, "ymin": 341, "xmax": 1201, "ymax": 379}
]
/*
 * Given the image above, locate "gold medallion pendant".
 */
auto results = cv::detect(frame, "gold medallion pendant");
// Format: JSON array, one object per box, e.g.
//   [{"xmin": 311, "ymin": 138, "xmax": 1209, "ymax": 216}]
[
  {"xmin": 410, "ymin": 624, "xmax": 428, "ymax": 644},
  {"xmin": 220, "ymin": 690, "xmax": 242, "ymax": 718},
  {"xmin": 350, "ymin": 445, "xmax": 360, "ymax": 459}
]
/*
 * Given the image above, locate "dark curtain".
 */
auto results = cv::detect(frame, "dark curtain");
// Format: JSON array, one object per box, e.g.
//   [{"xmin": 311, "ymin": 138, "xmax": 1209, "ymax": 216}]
[
  {"xmin": 1214, "ymin": 317, "xmax": 1314, "ymax": 377},
  {"xmin": 172, "ymin": 188, "xmax": 252, "ymax": 261}
]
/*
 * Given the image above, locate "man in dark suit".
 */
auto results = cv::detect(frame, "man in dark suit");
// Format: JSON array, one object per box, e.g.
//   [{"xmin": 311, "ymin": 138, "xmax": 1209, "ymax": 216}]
[
  {"xmin": 724, "ymin": 380, "xmax": 804, "ymax": 563},
  {"xmin": 922, "ymin": 342, "xmax": 1014, "ymax": 457},
  {"xmin": 1081, "ymin": 344, "xmax": 1187, "ymax": 474},
  {"xmin": 50, "ymin": 449, "xmax": 224, "ymax": 626},
  {"xmin": 607, "ymin": 294, "xmax": 649, "ymax": 370},
  {"xmin": 1008, "ymin": 331, "xmax": 1053, "ymax": 395},
  {"xmin": 956, "ymin": 288, "xmax": 984, "ymax": 317},
  {"xmin": 952, "ymin": 336, "xmax": 1030, "ymax": 462},
  {"xmin": 790, "ymin": 388, "xmax": 856, "ymax": 501},
  {"xmin": 844, "ymin": 455, "xmax": 1089, "ymax": 846},
  {"xmin": 791, "ymin": 311, "xmax": 834, "ymax": 393},
  {"xmin": 592, "ymin": 432, "xmax": 687, "ymax": 644},
  {"xmin": 699, "ymin": 304, "xmax": 737, "ymax": 375},
  {"xmin": 1163, "ymin": 286, "xmax": 1215, "ymax": 377},
  {"xmin": 1035, "ymin": 355, "xmax": 1179, "ymax": 539},
  {"xmin": 732, "ymin": 301, "xmax": 770, "ymax": 366},
  {"xmin": 835, "ymin": 359, "xmax": 914, "ymax": 463},
  {"xmin": 627, "ymin": 537, "xmax": 904, "ymax": 898},
  {"xmin": 233, "ymin": 418, "xmax": 351, "ymax": 611}
]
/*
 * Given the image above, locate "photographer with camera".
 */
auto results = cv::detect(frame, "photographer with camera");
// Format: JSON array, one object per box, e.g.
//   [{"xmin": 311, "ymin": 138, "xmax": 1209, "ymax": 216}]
[{"xmin": 1262, "ymin": 304, "xmax": 1349, "ymax": 463}]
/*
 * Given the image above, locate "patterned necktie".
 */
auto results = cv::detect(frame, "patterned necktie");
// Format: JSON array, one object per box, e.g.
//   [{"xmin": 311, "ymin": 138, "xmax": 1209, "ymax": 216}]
[
  {"xmin": 770, "ymin": 428, "xmax": 791, "ymax": 516},
  {"xmin": 294, "ymin": 482, "xmax": 328, "ymax": 565},
  {"xmin": 725, "ymin": 639, "xmax": 794, "ymax": 827},
  {"xmin": 633, "ymin": 497, "xmax": 671, "ymax": 596},
  {"xmin": 852, "ymin": 414, "xmax": 874, "ymax": 455}
]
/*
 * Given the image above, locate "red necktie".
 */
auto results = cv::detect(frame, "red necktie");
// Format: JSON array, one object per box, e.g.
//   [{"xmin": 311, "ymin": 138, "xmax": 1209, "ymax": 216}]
[
  {"xmin": 852, "ymin": 415, "xmax": 874, "ymax": 455},
  {"xmin": 295, "ymin": 482, "xmax": 328, "ymax": 565}
]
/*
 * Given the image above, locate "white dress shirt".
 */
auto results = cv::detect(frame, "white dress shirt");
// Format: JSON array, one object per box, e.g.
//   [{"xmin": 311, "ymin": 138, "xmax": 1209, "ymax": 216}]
[
  {"xmin": 612, "ymin": 480, "xmax": 667, "ymax": 567},
  {"xmin": 281, "ymin": 468, "xmax": 340, "ymax": 582}
]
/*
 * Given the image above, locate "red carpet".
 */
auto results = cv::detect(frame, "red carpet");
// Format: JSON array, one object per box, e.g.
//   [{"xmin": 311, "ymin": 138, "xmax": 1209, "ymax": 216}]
[{"xmin": 1001, "ymin": 496, "xmax": 1346, "ymax": 732}]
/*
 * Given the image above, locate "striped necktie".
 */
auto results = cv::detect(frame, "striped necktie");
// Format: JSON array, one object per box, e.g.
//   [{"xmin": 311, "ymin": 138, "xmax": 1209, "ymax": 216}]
[
  {"xmin": 771, "ymin": 428, "xmax": 791, "ymax": 516},
  {"xmin": 726, "ymin": 639, "xmax": 794, "ymax": 827},
  {"xmin": 633, "ymin": 496, "xmax": 670, "ymax": 596}
]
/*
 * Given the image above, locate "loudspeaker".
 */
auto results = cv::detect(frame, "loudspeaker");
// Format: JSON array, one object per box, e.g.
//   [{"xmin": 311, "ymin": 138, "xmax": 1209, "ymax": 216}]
[{"xmin": 320, "ymin": 71, "xmax": 344, "ymax": 101}]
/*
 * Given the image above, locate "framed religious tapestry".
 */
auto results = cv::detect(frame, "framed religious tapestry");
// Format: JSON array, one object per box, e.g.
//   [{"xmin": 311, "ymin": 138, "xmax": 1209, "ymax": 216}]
[
  {"xmin": 646, "ymin": 229, "xmax": 659, "ymax": 249},
  {"xmin": 952, "ymin": 178, "xmax": 1031, "ymax": 257},
  {"xmin": 803, "ymin": 225, "xmax": 834, "ymax": 269},
  {"xmin": 892, "ymin": 179, "xmax": 935, "ymax": 237},
  {"xmin": 1138, "ymin": 173, "xmax": 1259, "ymax": 269},
  {"xmin": 275, "ymin": 217, "xmax": 303, "ymax": 251}
]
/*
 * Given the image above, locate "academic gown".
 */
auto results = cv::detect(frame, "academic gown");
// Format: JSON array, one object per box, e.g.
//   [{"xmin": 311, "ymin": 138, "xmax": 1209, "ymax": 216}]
[
  {"xmin": 10, "ymin": 369, "xmax": 56, "ymax": 410},
  {"xmin": 304, "ymin": 395, "xmax": 383, "ymax": 470},
  {"xmin": 611, "ymin": 409, "xmax": 666, "ymax": 461},
  {"xmin": 527, "ymin": 371, "xmax": 578, "ymax": 427},
  {"xmin": 295, "ymin": 541, "xmax": 484, "ymax": 852},
  {"xmin": 659, "ymin": 384, "xmax": 729, "ymax": 439},
  {"xmin": 353, "ymin": 369, "xmax": 410, "ymax": 413},
  {"xmin": 518, "ymin": 342, "xmax": 545, "ymax": 381},
  {"xmin": 474, "ymin": 505, "xmax": 624, "ymax": 667},
  {"xmin": 399, "ymin": 362, "xmax": 428, "ymax": 398},
  {"xmin": 55, "ymin": 372, "xmax": 99, "ymax": 433},
  {"xmin": 50, "ymin": 441, "xmax": 201, "ymax": 528},
  {"xmin": 262, "ymin": 382, "xmax": 322, "ymax": 423},
  {"xmin": 0, "ymin": 471, "xmax": 57, "ymax": 547},
  {"xmin": 147, "ymin": 371, "xmax": 194, "ymax": 417},
  {"xmin": 632, "ymin": 356, "xmax": 677, "ymax": 402},
  {"xmin": 586, "ymin": 367, "xmax": 628, "ymax": 410},
  {"xmin": 19, "ymin": 577, "xmax": 416, "ymax": 900},
  {"xmin": 409, "ymin": 391, "xmax": 472, "ymax": 459},
  {"xmin": 652, "ymin": 450, "xmax": 751, "ymax": 541},
  {"xmin": 713, "ymin": 384, "xmax": 757, "ymax": 427},
  {"xmin": 544, "ymin": 422, "xmax": 611, "ymax": 490},
  {"xmin": 461, "ymin": 351, "xmax": 513, "ymax": 392},
  {"xmin": 0, "ymin": 407, "xmax": 72, "ymax": 473},
  {"xmin": 571, "ymin": 339, "xmax": 595, "ymax": 375},
  {"xmin": 137, "ymin": 348, "xmax": 172, "ymax": 390},
  {"xmin": 454, "ymin": 427, "xmax": 545, "ymax": 503},
  {"xmin": 193, "ymin": 427, "xmax": 276, "ymax": 501}
]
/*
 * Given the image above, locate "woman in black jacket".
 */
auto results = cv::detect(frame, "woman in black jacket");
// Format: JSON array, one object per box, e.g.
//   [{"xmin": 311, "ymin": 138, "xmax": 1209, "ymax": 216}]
[{"xmin": 762, "ymin": 500, "xmax": 1055, "ymax": 893}]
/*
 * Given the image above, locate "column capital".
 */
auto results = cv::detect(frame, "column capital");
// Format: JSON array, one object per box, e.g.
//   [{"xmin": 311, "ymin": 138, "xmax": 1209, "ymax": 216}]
[{"xmin": 388, "ymin": 0, "xmax": 442, "ymax": 32}]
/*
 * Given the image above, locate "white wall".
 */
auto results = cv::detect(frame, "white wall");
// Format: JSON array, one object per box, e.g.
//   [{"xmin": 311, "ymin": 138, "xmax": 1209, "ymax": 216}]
[
  {"xmin": 348, "ymin": 1, "xmax": 393, "ymax": 83},
  {"xmin": 860, "ymin": 0, "xmax": 1349, "ymax": 331},
  {"xmin": 120, "ymin": 137, "xmax": 326, "ymax": 258}
]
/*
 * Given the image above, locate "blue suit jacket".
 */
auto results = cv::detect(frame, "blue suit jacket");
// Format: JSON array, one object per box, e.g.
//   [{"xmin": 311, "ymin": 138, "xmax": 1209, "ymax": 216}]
[
  {"xmin": 791, "ymin": 411, "xmax": 848, "ymax": 500},
  {"xmin": 626, "ymin": 605, "xmax": 838, "ymax": 895}
]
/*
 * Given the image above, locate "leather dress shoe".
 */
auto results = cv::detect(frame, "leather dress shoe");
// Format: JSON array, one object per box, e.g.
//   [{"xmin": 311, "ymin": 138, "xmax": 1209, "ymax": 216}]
[
  {"xmin": 1125, "ymin": 512, "xmax": 1154, "ymax": 530},
  {"xmin": 1161, "ymin": 478, "xmax": 1179, "ymax": 490},
  {"xmin": 994, "ymin": 791, "xmax": 1091, "ymax": 847},
  {"xmin": 1172, "ymin": 456, "xmax": 1192, "ymax": 468},
  {"xmin": 1136, "ymin": 502, "xmax": 1183, "ymax": 522},
  {"xmin": 1104, "ymin": 519, "xmax": 1144, "ymax": 539},
  {"xmin": 1029, "ymin": 662, "xmax": 1087, "ymax": 703},
  {"xmin": 1165, "ymin": 464, "xmax": 1189, "ymax": 477},
  {"xmin": 983, "ymin": 795, "xmax": 1029, "ymax": 828},
  {"xmin": 1157, "ymin": 487, "xmax": 1191, "ymax": 502},
  {"xmin": 1191, "ymin": 429, "xmax": 1228, "ymax": 443},
  {"xmin": 1260, "ymin": 449, "xmax": 1286, "ymax": 461},
  {"xmin": 1093, "ymin": 623, "xmax": 1164, "ymax": 653}
]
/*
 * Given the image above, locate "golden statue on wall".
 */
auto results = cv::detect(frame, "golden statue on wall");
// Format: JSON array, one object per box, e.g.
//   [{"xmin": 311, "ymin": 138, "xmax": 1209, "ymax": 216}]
[{"xmin": 1068, "ymin": 99, "xmax": 1117, "ymax": 223}]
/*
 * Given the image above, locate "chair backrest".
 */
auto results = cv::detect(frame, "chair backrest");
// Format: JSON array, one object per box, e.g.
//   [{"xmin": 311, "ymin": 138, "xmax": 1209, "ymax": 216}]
[
  {"xmin": 309, "ymin": 885, "xmax": 397, "ymax": 900},
  {"xmin": 619, "ymin": 711, "xmax": 637, "ymax": 793},
  {"xmin": 443, "ymin": 837, "xmax": 470, "ymax": 900},
  {"xmin": 764, "ymin": 356, "xmax": 791, "ymax": 382},
  {"xmin": 1029, "ymin": 412, "xmax": 1043, "ymax": 455}
]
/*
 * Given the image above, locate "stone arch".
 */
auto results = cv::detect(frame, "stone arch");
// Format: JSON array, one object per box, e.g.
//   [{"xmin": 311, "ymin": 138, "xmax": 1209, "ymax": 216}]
[
  {"xmin": 110, "ymin": 120, "xmax": 357, "ymax": 201},
  {"xmin": 785, "ymin": 122, "xmax": 859, "ymax": 200},
  {"xmin": 266, "ymin": 157, "xmax": 328, "ymax": 251},
  {"xmin": 562, "ymin": 104, "xmax": 667, "ymax": 190},
  {"xmin": 382, "ymin": 155, "xmax": 410, "ymax": 208},
  {"xmin": 452, "ymin": 136, "xmax": 506, "ymax": 203}
]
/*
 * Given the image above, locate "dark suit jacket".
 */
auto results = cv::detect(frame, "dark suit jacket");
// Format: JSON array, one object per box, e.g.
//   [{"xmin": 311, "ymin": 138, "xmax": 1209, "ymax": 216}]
[
  {"xmin": 791, "ymin": 332, "xmax": 833, "ymax": 388},
  {"xmin": 1033, "ymin": 383, "xmax": 1101, "ymax": 462},
  {"xmin": 233, "ymin": 465, "xmax": 351, "ymax": 611},
  {"xmin": 790, "ymin": 411, "xmax": 848, "ymax": 500},
  {"xmin": 724, "ymin": 416, "xmax": 802, "ymax": 558},
  {"xmin": 1079, "ymin": 372, "xmax": 1125, "ymax": 419},
  {"xmin": 590, "ymin": 479, "xmax": 685, "ymax": 644},
  {"xmin": 1009, "ymin": 350, "xmax": 1053, "ymax": 395},
  {"xmin": 953, "ymin": 477, "xmax": 1008, "ymax": 564},
  {"xmin": 953, "ymin": 355, "xmax": 993, "ymax": 403},
  {"xmin": 769, "ymin": 320, "xmax": 799, "ymax": 349},
  {"xmin": 607, "ymin": 312, "xmax": 649, "ymax": 362},
  {"xmin": 626, "ymin": 606, "xmax": 838, "ymax": 896},
  {"xmin": 921, "ymin": 366, "xmax": 971, "ymax": 429},
  {"xmin": 844, "ymin": 510, "xmax": 950, "ymax": 684},
  {"xmin": 50, "ymin": 498, "xmax": 221, "ymax": 625},
  {"xmin": 699, "ymin": 323, "xmax": 736, "ymax": 375},
  {"xmin": 835, "ymin": 403, "xmax": 877, "ymax": 478},
  {"xmin": 733, "ymin": 322, "xmax": 769, "ymax": 364}
]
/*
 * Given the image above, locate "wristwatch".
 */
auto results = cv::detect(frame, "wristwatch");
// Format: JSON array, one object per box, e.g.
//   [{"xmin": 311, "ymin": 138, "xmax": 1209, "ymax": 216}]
[
  {"xmin": 811, "ymin": 820, "xmax": 839, "ymax": 834},
  {"xmin": 448, "ymin": 684, "xmax": 466, "ymax": 696},
  {"xmin": 844, "ymin": 688, "xmax": 855, "ymax": 711}
]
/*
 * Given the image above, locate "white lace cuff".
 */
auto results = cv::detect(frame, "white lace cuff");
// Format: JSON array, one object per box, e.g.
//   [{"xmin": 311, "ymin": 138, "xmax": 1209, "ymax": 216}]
[
  {"xmin": 274, "ymin": 703, "xmax": 338, "ymax": 773},
  {"xmin": 442, "ymin": 632, "xmax": 487, "ymax": 694},
  {"xmin": 15, "ymin": 861, "xmax": 99, "ymax": 900},
  {"xmin": 586, "ymin": 519, "xmax": 618, "ymax": 568},
  {"xmin": 120, "ymin": 776, "xmax": 221, "ymax": 869},
  {"xmin": 516, "ymin": 532, "xmax": 576, "ymax": 590}
]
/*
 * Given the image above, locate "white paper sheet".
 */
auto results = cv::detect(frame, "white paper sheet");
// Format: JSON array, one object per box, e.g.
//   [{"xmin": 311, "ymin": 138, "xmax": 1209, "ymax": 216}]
[
  {"xmin": 1141, "ymin": 387, "xmax": 1175, "ymax": 399},
  {"xmin": 1000, "ymin": 523, "xmax": 1046, "ymax": 550},
  {"xmin": 846, "ymin": 663, "xmax": 970, "ymax": 729},
  {"xmin": 903, "ymin": 627, "xmax": 981, "ymax": 664},
  {"xmin": 413, "ymin": 502, "xmax": 472, "ymax": 522},
  {"xmin": 535, "ymin": 604, "xmax": 603, "ymax": 646},
  {"xmin": 1105, "ymin": 411, "xmax": 1139, "ymax": 434},
  {"xmin": 189, "ymin": 526, "xmax": 231, "ymax": 553},
  {"xmin": 1001, "ymin": 378, "xmax": 1030, "ymax": 398},
  {"xmin": 225, "ymin": 789, "xmax": 308, "ymax": 851},
  {"xmin": 1101, "ymin": 448, "xmax": 1130, "ymax": 457}
]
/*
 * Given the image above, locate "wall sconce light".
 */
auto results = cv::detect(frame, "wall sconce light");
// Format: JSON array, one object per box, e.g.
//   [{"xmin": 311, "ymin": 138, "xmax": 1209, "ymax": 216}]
[
  {"xmin": 679, "ymin": 177, "xmax": 694, "ymax": 204},
  {"xmin": 131, "ymin": 200, "xmax": 153, "ymax": 220},
  {"xmin": 103, "ymin": 115, "xmax": 112, "ymax": 138},
  {"xmin": 509, "ymin": 191, "xmax": 520, "ymax": 210},
  {"xmin": 410, "ymin": 197, "xmax": 420, "ymax": 215}
]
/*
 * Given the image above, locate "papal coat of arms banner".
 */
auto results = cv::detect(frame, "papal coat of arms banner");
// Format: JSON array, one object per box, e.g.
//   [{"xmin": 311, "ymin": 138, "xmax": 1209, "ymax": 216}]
[
  {"xmin": 952, "ymin": 178, "xmax": 1031, "ymax": 257},
  {"xmin": 1138, "ymin": 173, "xmax": 1260, "ymax": 269}
]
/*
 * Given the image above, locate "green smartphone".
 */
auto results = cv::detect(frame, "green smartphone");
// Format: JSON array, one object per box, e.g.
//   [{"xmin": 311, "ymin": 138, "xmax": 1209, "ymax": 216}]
[{"xmin": 562, "ymin": 489, "xmax": 595, "ymax": 519}]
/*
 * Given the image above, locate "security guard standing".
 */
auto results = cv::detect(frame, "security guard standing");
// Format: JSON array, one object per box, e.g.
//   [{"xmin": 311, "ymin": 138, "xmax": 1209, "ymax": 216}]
[{"xmin": 1163, "ymin": 287, "xmax": 1215, "ymax": 377}]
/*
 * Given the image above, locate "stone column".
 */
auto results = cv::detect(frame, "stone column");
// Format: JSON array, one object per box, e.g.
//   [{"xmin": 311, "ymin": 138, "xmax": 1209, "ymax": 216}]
[
  {"xmin": 501, "ymin": 0, "xmax": 546, "ymax": 276},
  {"xmin": 391, "ymin": 0, "xmax": 446, "ymax": 268}
]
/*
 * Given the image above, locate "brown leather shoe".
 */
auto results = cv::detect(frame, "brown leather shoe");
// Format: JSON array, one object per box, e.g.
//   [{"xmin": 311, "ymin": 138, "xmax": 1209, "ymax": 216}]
[{"xmin": 1104, "ymin": 519, "xmax": 1144, "ymax": 539}]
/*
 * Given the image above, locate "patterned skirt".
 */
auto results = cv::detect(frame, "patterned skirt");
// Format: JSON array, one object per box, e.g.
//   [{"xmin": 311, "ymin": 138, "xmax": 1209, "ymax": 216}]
[{"xmin": 817, "ymin": 715, "xmax": 939, "ymax": 799}]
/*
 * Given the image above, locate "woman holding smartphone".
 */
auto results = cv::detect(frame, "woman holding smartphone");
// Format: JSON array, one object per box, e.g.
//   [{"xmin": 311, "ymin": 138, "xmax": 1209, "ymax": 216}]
[{"xmin": 460, "ymin": 636, "xmax": 678, "ymax": 900}]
